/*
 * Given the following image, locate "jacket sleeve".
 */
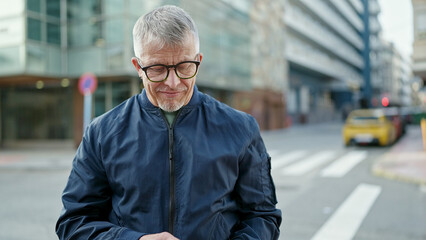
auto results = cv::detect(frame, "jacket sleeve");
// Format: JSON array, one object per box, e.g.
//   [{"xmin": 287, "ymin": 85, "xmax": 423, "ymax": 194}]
[
  {"xmin": 230, "ymin": 118, "xmax": 282, "ymax": 240},
  {"xmin": 55, "ymin": 125, "xmax": 145, "ymax": 240}
]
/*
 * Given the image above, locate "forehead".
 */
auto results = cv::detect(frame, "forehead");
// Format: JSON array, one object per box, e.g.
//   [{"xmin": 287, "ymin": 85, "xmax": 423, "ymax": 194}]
[{"xmin": 140, "ymin": 35, "xmax": 196, "ymax": 64}]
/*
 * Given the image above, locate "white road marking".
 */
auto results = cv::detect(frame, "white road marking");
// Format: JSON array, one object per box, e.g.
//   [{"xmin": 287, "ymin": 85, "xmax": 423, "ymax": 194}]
[
  {"xmin": 321, "ymin": 151, "xmax": 367, "ymax": 178},
  {"xmin": 311, "ymin": 183, "xmax": 382, "ymax": 240},
  {"xmin": 281, "ymin": 151, "xmax": 336, "ymax": 176},
  {"xmin": 271, "ymin": 150, "xmax": 308, "ymax": 169}
]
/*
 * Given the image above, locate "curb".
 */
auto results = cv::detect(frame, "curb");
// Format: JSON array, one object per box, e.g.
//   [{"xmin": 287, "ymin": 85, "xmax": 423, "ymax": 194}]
[
  {"xmin": 0, "ymin": 152, "xmax": 74, "ymax": 171},
  {"xmin": 370, "ymin": 124, "xmax": 426, "ymax": 186},
  {"xmin": 371, "ymin": 151, "xmax": 426, "ymax": 186},
  {"xmin": 372, "ymin": 165, "xmax": 426, "ymax": 186},
  {"xmin": 0, "ymin": 161, "xmax": 72, "ymax": 171}
]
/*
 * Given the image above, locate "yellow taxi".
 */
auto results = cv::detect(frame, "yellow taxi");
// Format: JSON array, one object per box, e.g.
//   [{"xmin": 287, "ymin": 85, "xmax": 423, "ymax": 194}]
[{"xmin": 342, "ymin": 109, "xmax": 397, "ymax": 146}]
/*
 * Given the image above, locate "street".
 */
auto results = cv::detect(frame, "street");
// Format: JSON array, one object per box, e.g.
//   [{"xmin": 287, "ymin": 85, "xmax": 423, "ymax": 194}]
[
  {"xmin": 0, "ymin": 147, "xmax": 74, "ymax": 240},
  {"xmin": 263, "ymin": 123, "xmax": 426, "ymax": 240},
  {"xmin": 0, "ymin": 122, "xmax": 425, "ymax": 240}
]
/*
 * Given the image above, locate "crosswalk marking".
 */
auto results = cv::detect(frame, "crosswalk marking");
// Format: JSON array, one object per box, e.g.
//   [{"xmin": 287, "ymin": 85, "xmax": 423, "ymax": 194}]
[
  {"xmin": 320, "ymin": 151, "xmax": 367, "ymax": 178},
  {"xmin": 311, "ymin": 183, "xmax": 382, "ymax": 240},
  {"xmin": 281, "ymin": 151, "xmax": 336, "ymax": 176},
  {"xmin": 271, "ymin": 150, "xmax": 308, "ymax": 169}
]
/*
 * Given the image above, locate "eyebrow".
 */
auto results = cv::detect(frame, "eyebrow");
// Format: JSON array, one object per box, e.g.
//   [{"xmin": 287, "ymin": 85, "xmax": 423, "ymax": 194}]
[{"xmin": 141, "ymin": 54, "xmax": 197, "ymax": 66}]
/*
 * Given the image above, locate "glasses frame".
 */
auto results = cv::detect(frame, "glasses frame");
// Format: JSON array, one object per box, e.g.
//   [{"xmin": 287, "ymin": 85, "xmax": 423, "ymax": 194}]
[{"xmin": 136, "ymin": 55, "xmax": 201, "ymax": 83}]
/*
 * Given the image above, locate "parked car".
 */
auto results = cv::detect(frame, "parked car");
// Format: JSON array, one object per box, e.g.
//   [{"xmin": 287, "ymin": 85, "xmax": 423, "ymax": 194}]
[
  {"xmin": 383, "ymin": 107, "xmax": 405, "ymax": 139},
  {"xmin": 342, "ymin": 109, "xmax": 397, "ymax": 146}
]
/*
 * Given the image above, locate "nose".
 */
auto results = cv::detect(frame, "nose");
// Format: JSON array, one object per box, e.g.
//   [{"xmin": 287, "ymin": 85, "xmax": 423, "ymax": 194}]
[{"xmin": 163, "ymin": 68, "xmax": 181, "ymax": 89}]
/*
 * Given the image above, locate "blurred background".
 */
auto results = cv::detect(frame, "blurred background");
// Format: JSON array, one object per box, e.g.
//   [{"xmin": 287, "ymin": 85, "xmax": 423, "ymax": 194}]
[
  {"xmin": 0, "ymin": 0, "xmax": 424, "ymax": 148},
  {"xmin": 1, "ymin": 0, "xmax": 426, "ymax": 240}
]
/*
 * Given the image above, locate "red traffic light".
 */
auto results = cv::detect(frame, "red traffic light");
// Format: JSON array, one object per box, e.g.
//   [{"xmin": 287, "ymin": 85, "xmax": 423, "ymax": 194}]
[{"xmin": 381, "ymin": 97, "xmax": 389, "ymax": 107}]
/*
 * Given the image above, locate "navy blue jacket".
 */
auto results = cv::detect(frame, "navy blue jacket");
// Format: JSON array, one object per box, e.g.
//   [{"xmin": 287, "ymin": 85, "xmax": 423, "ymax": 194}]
[{"xmin": 56, "ymin": 86, "xmax": 282, "ymax": 240}]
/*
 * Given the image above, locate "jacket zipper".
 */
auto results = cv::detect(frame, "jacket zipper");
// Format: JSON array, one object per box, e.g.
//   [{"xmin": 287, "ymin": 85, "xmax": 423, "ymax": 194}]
[{"xmin": 161, "ymin": 110, "xmax": 181, "ymax": 235}]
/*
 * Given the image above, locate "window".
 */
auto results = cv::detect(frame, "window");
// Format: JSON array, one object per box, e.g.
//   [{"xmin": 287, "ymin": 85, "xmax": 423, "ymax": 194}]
[
  {"xmin": 27, "ymin": 45, "xmax": 47, "ymax": 72},
  {"xmin": 46, "ymin": 0, "xmax": 61, "ymax": 18},
  {"xmin": 94, "ymin": 81, "xmax": 130, "ymax": 117},
  {"xmin": 94, "ymin": 82, "xmax": 106, "ymax": 117},
  {"xmin": 105, "ymin": 18, "xmax": 123, "ymax": 44},
  {"xmin": 27, "ymin": 0, "xmax": 62, "ymax": 45},
  {"xmin": 27, "ymin": 18, "xmax": 42, "ymax": 41},
  {"xmin": 104, "ymin": 0, "xmax": 123, "ymax": 15},
  {"xmin": 47, "ymin": 23, "xmax": 61, "ymax": 44},
  {"xmin": 1, "ymin": 86, "xmax": 73, "ymax": 140},
  {"xmin": 67, "ymin": 0, "xmax": 102, "ymax": 19},
  {"xmin": 68, "ymin": 21, "xmax": 102, "ymax": 47},
  {"xmin": 106, "ymin": 46, "xmax": 124, "ymax": 70},
  {"xmin": 27, "ymin": 0, "xmax": 41, "ymax": 13},
  {"xmin": 112, "ymin": 81, "xmax": 130, "ymax": 106}
]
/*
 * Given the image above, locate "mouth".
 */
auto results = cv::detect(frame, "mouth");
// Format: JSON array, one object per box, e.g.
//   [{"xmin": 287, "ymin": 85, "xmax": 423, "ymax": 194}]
[{"xmin": 158, "ymin": 90, "xmax": 183, "ymax": 98}]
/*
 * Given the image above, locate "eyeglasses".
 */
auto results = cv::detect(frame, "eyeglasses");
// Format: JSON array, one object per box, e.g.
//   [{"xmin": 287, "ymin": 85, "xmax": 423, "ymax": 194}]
[{"xmin": 137, "ymin": 56, "xmax": 200, "ymax": 82}]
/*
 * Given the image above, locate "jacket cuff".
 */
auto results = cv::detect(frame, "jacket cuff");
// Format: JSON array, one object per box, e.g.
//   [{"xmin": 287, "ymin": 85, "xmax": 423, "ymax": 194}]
[{"xmin": 118, "ymin": 228, "xmax": 145, "ymax": 240}]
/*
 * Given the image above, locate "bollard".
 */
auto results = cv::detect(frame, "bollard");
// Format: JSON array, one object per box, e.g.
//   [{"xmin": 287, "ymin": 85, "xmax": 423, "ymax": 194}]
[{"xmin": 422, "ymin": 119, "xmax": 426, "ymax": 151}]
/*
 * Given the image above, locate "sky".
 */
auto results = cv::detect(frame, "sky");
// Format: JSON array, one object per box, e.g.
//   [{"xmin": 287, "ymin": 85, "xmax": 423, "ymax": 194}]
[{"xmin": 377, "ymin": 0, "xmax": 413, "ymax": 59}]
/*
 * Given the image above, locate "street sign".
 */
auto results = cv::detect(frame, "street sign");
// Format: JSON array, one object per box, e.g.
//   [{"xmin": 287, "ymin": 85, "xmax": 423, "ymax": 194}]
[
  {"xmin": 78, "ymin": 73, "xmax": 98, "ymax": 95},
  {"xmin": 78, "ymin": 73, "xmax": 98, "ymax": 132}
]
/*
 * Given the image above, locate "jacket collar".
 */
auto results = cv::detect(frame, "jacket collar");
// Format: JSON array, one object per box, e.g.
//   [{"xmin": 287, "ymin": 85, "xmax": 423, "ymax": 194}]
[{"xmin": 139, "ymin": 85, "xmax": 201, "ymax": 111}]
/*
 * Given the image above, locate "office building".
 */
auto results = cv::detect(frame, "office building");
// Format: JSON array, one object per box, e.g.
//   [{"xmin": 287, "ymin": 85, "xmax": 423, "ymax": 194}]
[
  {"xmin": 376, "ymin": 40, "xmax": 414, "ymax": 107},
  {"xmin": 0, "ymin": 0, "xmax": 287, "ymax": 147},
  {"xmin": 412, "ymin": 0, "xmax": 426, "ymax": 100},
  {"xmin": 283, "ymin": 0, "xmax": 373, "ymax": 123},
  {"xmin": 1, "ymin": 0, "xmax": 399, "ymax": 147}
]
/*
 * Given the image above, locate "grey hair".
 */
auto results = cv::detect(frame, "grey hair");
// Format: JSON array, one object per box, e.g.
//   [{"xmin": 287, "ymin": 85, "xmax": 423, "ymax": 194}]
[{"xmin": 133, "ymin": 5, "xmax": 200, "ymax": 58}]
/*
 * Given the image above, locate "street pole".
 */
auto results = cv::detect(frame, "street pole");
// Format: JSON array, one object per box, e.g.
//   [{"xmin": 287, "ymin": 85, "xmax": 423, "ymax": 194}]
[
  {"xmin": 78, "ymin": 73, "xmax": 97, "ymax": 133},
  {"xmin": 362, "ymin": 0, "xmax": 371, "ymax": 108},
  {"xmin": 83, "ymin": 91, "xmax": 92, "ymax": 132}
]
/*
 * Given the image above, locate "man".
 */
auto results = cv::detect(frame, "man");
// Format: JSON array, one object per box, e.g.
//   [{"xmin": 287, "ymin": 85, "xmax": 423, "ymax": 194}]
[{"xmin": 56, "ymin": 5, "xmax": 281, "ymax": 240}]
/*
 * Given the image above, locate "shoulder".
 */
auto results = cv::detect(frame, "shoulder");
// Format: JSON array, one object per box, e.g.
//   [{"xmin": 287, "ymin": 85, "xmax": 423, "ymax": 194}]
[
  {"xmin": 200, "ymin": 93, "xmax": 260, "ymax": 134},
  {"xmin": 88, "ymin": 95, "xmax": 140, "ymax": 139}
]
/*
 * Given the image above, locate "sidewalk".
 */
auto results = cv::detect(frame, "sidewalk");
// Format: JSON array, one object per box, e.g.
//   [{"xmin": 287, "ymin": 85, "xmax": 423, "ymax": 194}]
[
  {"xmin": 0, "ymin": 140, "xmax": 75, "ymax": 171},
  {"xmin": 372, "ymin": 125, "xmax": 426, "ymax": 185}
]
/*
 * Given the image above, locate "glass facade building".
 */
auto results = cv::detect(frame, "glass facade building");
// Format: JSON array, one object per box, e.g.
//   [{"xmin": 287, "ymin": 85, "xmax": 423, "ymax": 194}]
[
  {"xmin": 1, "ymin": 0, "xmax": 386, "ymax": 146},
  {"xmin": 0, "ymin": 0, "xmax": 264, "ymax": 146},
  {"xmin": 0, "ymin": 0, "xmax": 72, "ymax": 143}
]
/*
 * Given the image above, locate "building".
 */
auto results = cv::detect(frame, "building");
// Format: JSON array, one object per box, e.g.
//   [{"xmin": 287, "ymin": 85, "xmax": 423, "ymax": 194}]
[
  {"xmin": 239, "ymin": 0, "xmax": 288, "ymax": 130},
  {"xmin": 1, "ymin": 0, "xmax": 397, "ymax": 147},
  {"xmin": 0, "ymin": 0, "xmax": 141, "ymax": 147},
  {"xmin": 375, "ymin": 40, "xmax": 413, "ymax": 107},
  {"xmin": 283, "ymin": 0, "xmax": 371, "ymax": 123},
  {"xmin": 400, "ymin": 55, "xmax": 414, "ymax": 106},
  {"xmin": 0, "ymin": 0, "xmax": 74, "ymax": 146},
  {"xmin": 0, "ymin": 0, "xmax": 287, "ymax": 147},
  {"xmin": 185, "ymin": 0, "xmax": 287, "ymax": 130},
  {"xmin": 370, "ymin": 1, "xmax": 385, "ymax": 106},
  {"xmin": 412, "ymin": 0, "xmax": 426, "ymax": 104}
]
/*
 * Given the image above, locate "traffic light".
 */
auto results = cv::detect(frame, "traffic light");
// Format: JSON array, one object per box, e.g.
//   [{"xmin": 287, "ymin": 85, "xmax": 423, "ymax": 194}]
[{"xmin": 381, "ymin": 97, "xmax": 389, "ymax": 107}]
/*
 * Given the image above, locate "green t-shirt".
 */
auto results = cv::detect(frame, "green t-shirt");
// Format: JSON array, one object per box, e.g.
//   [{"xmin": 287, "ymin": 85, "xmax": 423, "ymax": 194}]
[{"xmin": 162, "ymin": 110, "xmax": 177, "ymax": 126}]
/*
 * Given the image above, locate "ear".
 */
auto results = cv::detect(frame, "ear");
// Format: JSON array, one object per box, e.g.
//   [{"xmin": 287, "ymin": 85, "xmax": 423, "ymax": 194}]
[
  {"xmin": 131, "ymin": 57, "xmax": 143, "ymax": 75},
  {"xmin": 198, "ymin": 53, "xmax": 203, "ymax": 62}
]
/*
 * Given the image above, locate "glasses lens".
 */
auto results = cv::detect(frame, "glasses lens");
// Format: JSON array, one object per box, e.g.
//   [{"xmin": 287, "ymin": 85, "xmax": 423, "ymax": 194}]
[
  {"xmin": 176, "ymin": 62, "xmax": 198, "ymax": 79},
  {"xmin": 146, "ymin": 65, "xmax": 168, "ymax": 81}
]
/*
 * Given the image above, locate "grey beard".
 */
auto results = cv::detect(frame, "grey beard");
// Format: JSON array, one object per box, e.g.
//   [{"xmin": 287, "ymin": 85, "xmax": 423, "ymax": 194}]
[{"xmin": 158, "ymin": 101, "xmax": 184, "ymax": 112}]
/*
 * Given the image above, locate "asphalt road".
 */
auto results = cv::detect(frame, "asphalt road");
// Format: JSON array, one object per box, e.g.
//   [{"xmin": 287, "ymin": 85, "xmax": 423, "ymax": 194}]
[
  {"xmin": 0, "ymin": 122, "xmax": 425, "ymax": 240},
  {"xmin": 0, "ymin": 170, "xmax": 68, "ymax": 240},
  {"xmin": 262, "ymin": 123, "xmax": 426, "ymax": 240}
]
